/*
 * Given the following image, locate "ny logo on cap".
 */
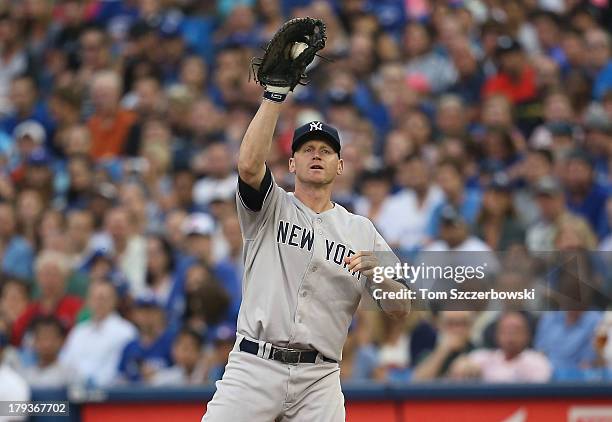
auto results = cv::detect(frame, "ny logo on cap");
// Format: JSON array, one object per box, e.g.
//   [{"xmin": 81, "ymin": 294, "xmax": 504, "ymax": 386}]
[{"xmin": 309, "ymin": 121, "xmax": 323, "ymax": 131}]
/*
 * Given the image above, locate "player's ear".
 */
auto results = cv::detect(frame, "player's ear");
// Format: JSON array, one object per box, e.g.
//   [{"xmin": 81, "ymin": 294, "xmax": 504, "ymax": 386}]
[
  {"xmin": 336, "ymin": 158, "xmax": 344, "ymax": 175},
  {"xmin": 289, "ymin": 157, "xmax": 296, "ymax": 174}
]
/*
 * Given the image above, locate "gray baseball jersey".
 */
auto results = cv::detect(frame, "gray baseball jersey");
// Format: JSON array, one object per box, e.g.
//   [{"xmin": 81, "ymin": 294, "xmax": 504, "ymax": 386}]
[{"xmin": 235, "ymin": 167, "xmax": 398, "ymax": 362}]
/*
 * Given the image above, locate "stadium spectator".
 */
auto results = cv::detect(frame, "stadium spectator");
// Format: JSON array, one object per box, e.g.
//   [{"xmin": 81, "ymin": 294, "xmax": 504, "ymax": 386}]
[
  {"xmin": 117, "ymin": 296, "xmax": 174, "ymax": 383},
  {"xmin": 449, "ymin": 311, "xmax": 552, "ymax": 383},
  {"xmin": 514, "ymin": 148, "xmax": 554, "ymax": 226},
  {"xmin": 412, "ymin": 311, "xmax": 476, "ymax": 382},
  {"xmin": 172, "ymin": 168, "xmax": 200, "ymax": 212},
  {"xmin": 143, "ymin": 235, "xmax": 184, "ymax": 325},
  {"xmin": 61, "ymin": 125, "xmax": 93, "ymax": 158},
  {"xmin": 398, "ymin": 170, "xmax": 441, "ymax": 251},
  {"xmin": 526, "ymin": 176, "xmax": 589, "ymax": 252},
  {"xmin": 201, "ymin": 323, "xmax": 235, "ymax": 384},
  {"xmin": 183, "ymin": 261, "xmax": 231, "ymax": 334},
  {"xmin": 93, "ymin": 207, "xmax": 147, "ymax": 295},
  {"xmin": 219, "ymin": 213, "xmax": 244, "ymax": 279},
  {"xmin": 371, "ymin": 312, "xmax": 436, "ymax": 383},
  {"xmin": 15, "ymin": 188, "xmax": 45, "ymax": 249},
  {"xmin": 0, "ymin": 315, "xmax": 30, "ymax": 416},
  {"xmin": 10, "ymin": 250, "xmax": 82, "ymax": 345},
  {"xmin": 183, "ymin": 213, "xmax": 241, "ymax": 319},
  {"xmin": 48, "ymin": 87, "xmax": 83, "ymax": 147},
  {"xmin": 87, "ymin": 70, "xmax": 137, "ymax": 160},
  {"xmin": 354, "ymin": 169, "xmax": 395, "ymax": 241},
  {"xmin": 1, "ymin": 75, "xmax": 54, "ymax": 143},
  {"xmin": 0, "ymin": 201, "xmax": 34, "ymax": 280},
  {"xmin": 448, "ymin": 37, "xmax": 486, "ymax": 119},
  {"xmin": 65, "ymin": 209, "xmax": 96, "ymax": 269},
  {"xmin": 403, "ymin": 21, "xmax": 456, "ymax": 95},
  {"xmin": 424, "ymin": 205, "xmax": 493, "ymax": 253},
  {"xmin": 582, "ymin": 106, "xmax": 612, "ymax": 185},
  {"xmin": 0, "ymin": 11, "xmax": 29, "ymax": 117},
  {"xmin": 22, "ymin": 316, "xmax": 72, "ymax": 388},
  {"xmin": 193, "ymin": 142, "xmax": 238, "ymax": 209},
  {"xmin": 593, "ymin": 312, "xmax": 612, "ymax": 369},
  {"xmin": 340, "ymin": 312, "xmax": 383, "ymax": 383},
  {"xmin": 60, "ymin": 280, "xmax": 136, "ymax": 387},
  {"xmin": 475, "ymin": 174, "xmax": 526, "ymax": 251},
  {"xmin": 480, "ymin": 127, "xmax": 523, "ymax": 173},
  {"xmin": 483, "ymin": 36, "xmax": 539, "ymax": 133},
  {"xmin": 561, "ymin": 149, "xmax": 609, "ymax": 238},
  {"xmin": 535, "ymin": 310, "xmax": 603, "ymax": 375},
  {"xmin": 435, "ymin": 95, "xmax": 469, "ymax": 141},
  {"xmin": 586, "ymin": 28, "xmax": 612, "ymax": 100},
  {"xmin": 151, "ymin": 326, "xmax": 206, "ymax": 386},
  {"xmin": 76, "ymin": 26, "xmax": 112, "ymax": 88},
  {"xmin": 63, "ymin": 154, "xmax": 95, "ymax": 210},
  {"xmin": 7, "ymin": 120, "xmax": 47, "ymax": 174},
  {"xmin": 0, "ymin": 277, "xmax": 30, "ymax": 326},
  {"xmin": 427, "ymin": 160, "xmax": 482, "ymax": 239}
]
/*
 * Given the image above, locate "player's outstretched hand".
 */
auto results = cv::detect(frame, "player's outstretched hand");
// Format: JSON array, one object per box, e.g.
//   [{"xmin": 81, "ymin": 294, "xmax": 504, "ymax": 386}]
[{"xmin": 344, "ymin": 251, "xmax": 379, "ymax": 279}]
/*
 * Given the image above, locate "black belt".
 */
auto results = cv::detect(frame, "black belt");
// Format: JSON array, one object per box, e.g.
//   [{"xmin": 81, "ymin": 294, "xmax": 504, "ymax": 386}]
[{"xmin": 239, "ymin": 338, "xmax": 337, "ymax": 364}]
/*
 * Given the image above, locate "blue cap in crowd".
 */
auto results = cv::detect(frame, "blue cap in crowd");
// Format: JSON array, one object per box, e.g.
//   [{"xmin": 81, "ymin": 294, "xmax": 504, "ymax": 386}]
[
  {"xmin": 210, "ymin": 323, "xmax": 236, "ymax": 344},
  {"xmin": 134, "ymin": 293, "xmax": 163, "ymax": 309},
  {"xmin": 27, "ymin": 149, "xmax": 51, "ymax": 166}
]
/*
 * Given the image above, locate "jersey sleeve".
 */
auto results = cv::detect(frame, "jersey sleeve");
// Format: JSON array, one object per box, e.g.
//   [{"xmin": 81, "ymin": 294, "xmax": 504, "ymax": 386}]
[
  {"xmin": 236, "ymin": 165, "xmax": 284, "ymax": 240},
  {"xmin": 363, "ymin": 225, "xmax": 404, "ymax": 300},
  {"xmin": 373, "ymin": 226, "xmax": 401, "ymax": 267}
]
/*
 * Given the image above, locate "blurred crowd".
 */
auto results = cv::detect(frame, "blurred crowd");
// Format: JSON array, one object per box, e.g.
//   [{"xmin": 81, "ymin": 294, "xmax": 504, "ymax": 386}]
[{"xmin": 1, "ymin": 0, "xmax": 612, "ymax": 396}]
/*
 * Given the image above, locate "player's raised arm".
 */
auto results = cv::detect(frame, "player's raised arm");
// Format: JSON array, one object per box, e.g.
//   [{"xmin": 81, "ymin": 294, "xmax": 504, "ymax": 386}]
[
  {"xmin": 239, "ymin": 18, "xmax": 326, "ymax": 191},
  {"xmin": 237, "ymin": 101, "xmax": 282, "ymax": 190}
]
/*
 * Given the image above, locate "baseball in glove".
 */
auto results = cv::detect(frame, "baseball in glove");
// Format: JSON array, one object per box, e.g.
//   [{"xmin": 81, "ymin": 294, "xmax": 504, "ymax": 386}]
[{"xmin": 252, "ymin": 17, "xmax": 326, "ymax": 102}]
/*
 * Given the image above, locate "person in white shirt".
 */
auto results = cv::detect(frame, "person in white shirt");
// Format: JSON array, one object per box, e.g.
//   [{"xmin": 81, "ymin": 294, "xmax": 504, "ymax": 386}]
[
  {"xmin": 22, "ymin": 316, "xmax": 72, "ymax": 388},
  {"xmin": 417, "ymin": 205, "xmax": 500, "ymax": 298},
  {"xmin": 193, "ymin": 142, "xmax": 238, "ymax": 209},
  {"xmin": 389, "ymin": 155, "xmax": 444, "ymax": 253},
  {"xmin": 353, "ymin": 169, "xmax": 396, "ymax": 237},
  {"xmin": 90, "ymin": 207, "xmax": 147, "ymax": 295},
  {"xmin": 423, "ymin": 207, "xmax": 491, "ymax": 253},
  {"xmin": 0, "ymin": 316, "xmax": 30, "ymax": 422},
  {"xmin": 60, "ymin": 279, "xmax": 136, "ymax": 387}
]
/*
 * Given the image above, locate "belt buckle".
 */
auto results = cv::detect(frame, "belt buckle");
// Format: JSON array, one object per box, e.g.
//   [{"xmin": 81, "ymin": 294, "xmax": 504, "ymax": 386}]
[{"xmin": 276, "ymin": 348, "xmax": 300, "ymax": 365}]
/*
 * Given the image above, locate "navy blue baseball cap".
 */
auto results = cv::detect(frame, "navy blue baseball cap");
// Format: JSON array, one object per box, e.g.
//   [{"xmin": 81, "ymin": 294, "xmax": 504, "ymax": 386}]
[{"xmin": 292, "ymin": 121, "xmax": 341, "ymax": 155}]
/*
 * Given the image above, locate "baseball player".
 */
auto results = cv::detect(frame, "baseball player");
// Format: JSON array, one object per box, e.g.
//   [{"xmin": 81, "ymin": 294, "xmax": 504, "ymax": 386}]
[{"xmin": 202, "ymin": 18, "xmax": 410, "ymax": 422}]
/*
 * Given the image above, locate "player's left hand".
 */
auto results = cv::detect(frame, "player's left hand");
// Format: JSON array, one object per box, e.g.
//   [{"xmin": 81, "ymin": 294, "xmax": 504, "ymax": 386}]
[{"xmin": 344, "ymin": 251, "xmax": 379, "ymax": 279}]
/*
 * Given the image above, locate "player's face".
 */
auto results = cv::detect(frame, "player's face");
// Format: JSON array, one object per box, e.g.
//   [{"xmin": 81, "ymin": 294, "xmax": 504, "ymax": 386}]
[{"xmin": 289, "ymin": 140, "xmax": 343, "ymax": 186}]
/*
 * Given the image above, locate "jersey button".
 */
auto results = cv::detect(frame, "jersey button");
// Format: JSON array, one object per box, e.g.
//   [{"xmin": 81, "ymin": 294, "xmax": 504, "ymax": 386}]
[
  {"xmin": 311, "ymin": 266, "xmax": 317, "ymax": 272},
  {"xmin": 318, "ymin": 230, "xmax": 323, "ymax": 235},
  {"xmin": 316, "ymin": 217, "xmax": 322, "ymax": 224},
  {"xmin": 301, "ymin": 290, "xmax": 308, "ymax": 297}
]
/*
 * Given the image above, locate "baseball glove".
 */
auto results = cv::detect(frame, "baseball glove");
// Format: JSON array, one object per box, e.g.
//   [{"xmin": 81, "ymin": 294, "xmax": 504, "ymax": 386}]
[{"xmin": 252, "ymin": 17, "xmax": 326, "ymax": 92}]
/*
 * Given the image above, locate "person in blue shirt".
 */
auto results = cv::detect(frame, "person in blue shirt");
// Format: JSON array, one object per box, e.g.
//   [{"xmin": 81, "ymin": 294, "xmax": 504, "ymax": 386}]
[
  {"xmin": 0, "ymin": 75, "xmax": 56, "ymax": 152},
  {"xmin": 117, "ymin": 296, "xmax": 175, "ymax": 383},
  {"xmin": 182, "ymin": 213, "xmax": 241, "ymax": 321},
  {"xmin": 535, "ymin": 310, "xmax": 602, "ymax": 375},
  {"xmin": 0, "ymin": 201, "xmax": 34, "ymax": 280},
  {"xmin": 427, "ymin": 159, "xmax": 482, "ymax": 239},
  {"xmin": 143, "ymin": 235, "xmax": 187, "ymax": 330},
  {"xmin": 448, "ymin": 38, "xmax": 486, "ymax": 119},
  {"xmin": 203, "ymin": 323, "xmax": 236, "ymax": 384},
  {"xmin": 563, "ymin": 149, "xmax": 609, "ymax": 239},
  {"xmin": 584, "ymin": 28, "xmax": 612, "ymax": 101}
]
